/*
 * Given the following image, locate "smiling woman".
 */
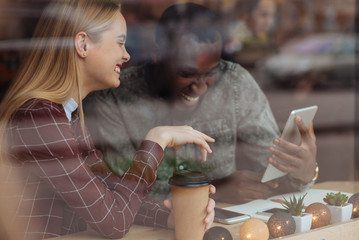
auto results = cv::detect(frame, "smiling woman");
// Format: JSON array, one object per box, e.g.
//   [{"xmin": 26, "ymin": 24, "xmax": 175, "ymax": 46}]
[
  {"xmin": 0, "ymin": 0, "xmax": 215, "ymax": 239},
  {"xmin": 77, "ymin": 13, "xmax": 130, "ymax": 93}
]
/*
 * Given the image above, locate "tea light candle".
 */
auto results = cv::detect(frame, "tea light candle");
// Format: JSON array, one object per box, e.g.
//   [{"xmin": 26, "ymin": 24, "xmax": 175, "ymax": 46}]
[
  {"xmin": 348, "ymin": 193, "xmax": 359, "ymax": 218},
  {"xmin": 267, "ymin": 212, "xmax": 296, "ymax": 238},
  {"xmin": 239, "ymin": 218, "xmax": 269, "ymax": 240},
  {"xmin": 305, "ymin": 202, "xmax": 331, "ymax": 229}
]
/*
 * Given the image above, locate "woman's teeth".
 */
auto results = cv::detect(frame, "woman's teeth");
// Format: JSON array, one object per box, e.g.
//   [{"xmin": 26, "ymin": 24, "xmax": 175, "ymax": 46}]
[
  {"xmin": 115, "ymin": 65, "xmax": 121, "ymax": 74},
  {"xmin": 181, "ymin": 92, "xmax": 199, "ymax": 102}
]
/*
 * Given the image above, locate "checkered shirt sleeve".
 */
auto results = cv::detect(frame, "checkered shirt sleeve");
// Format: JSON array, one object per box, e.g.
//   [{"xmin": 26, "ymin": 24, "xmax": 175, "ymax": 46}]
[{"xmin": 6, "ymin": 100, "xmax": 170, "ymax": 239}]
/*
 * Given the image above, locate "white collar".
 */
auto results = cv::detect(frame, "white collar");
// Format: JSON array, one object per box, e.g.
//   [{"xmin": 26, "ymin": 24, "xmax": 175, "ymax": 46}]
[{"xmin": 63, "ymin": 98, "xmax": 78, "ymax": 121}]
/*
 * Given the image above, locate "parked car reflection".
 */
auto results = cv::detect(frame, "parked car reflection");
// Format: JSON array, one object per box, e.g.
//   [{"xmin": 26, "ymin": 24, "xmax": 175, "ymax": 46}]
[{"xmin": 264, "ymin": 33, "xmax": 357, "ymax": 89}]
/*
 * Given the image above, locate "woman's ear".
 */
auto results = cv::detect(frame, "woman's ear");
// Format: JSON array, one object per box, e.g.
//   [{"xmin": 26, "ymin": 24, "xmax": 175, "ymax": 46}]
[{"xmin": 74, "ymin": 32, "xmax": 88, "ymax": 58}]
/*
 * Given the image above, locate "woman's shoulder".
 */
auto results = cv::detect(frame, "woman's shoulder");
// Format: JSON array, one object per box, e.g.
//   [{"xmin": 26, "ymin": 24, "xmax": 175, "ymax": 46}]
[
  {"xmin": 13, "ymin": 99, "xmax": 66, "ymax": 121},
  {"xmin": 17, "ymin": 99, "xmax": 62, "ymax": 113}
]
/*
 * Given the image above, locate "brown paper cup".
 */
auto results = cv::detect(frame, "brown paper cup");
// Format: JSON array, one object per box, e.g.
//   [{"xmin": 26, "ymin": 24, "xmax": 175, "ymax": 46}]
[
  {"xmin": 171, "ymin": 185, "xmax": 209, "ymax": 240},
  {"xmin": 169, "ymin": 170, "xmax": 211, "ymax": 240}
]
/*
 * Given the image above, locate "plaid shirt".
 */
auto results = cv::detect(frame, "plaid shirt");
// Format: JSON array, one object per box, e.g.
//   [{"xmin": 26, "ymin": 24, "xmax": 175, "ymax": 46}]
[{"xmin": 4, "ymin": 99, "xmax": 170, "ymax": 239}]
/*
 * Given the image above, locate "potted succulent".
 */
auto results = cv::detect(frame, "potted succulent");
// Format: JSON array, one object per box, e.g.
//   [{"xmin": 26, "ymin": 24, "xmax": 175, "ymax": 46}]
[
  {"xmin": 281, "ymin": 194, "xmax": 312, "ymax": 233},
  {"xmin": 323, "ymin": 192, "xmax": 353, "ymax": 224}
]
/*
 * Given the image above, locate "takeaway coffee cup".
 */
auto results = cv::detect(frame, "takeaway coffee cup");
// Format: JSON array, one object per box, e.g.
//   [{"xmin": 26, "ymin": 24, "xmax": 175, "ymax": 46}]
[{"xmin": 168, "ymin": 170, "xmax": 211, "ymax": 240}]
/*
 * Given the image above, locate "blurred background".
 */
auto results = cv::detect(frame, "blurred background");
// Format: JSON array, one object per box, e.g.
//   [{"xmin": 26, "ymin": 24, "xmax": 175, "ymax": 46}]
[{"xmin": 0, "ymin": 0, "xmax": 358, "ymax": 183}]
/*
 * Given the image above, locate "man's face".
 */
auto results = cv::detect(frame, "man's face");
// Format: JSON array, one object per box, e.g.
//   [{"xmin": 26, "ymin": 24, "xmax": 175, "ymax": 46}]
[{"xmin": 166, "ymin": 34, "xmax": 222, "ymax": 111}]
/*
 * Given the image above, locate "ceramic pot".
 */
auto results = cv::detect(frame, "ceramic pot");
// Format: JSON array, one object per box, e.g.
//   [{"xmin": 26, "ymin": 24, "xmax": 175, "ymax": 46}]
[
  {"xmin": 292, "ymin": 213, "xmax": 312, "ymax": 233},
  {"xmin": 327, "ymin": 203, "xmax": 353, "ymax": 224}
]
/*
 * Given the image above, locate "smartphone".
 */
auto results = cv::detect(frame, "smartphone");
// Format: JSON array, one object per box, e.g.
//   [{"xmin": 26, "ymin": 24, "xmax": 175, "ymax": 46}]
[
  {"xmin": 214, "ymin": 208, "xmax": 250, "ymax": 224},
  {"xmin": 261, "ymin": 105, "xmax": 318, "ymax": 183},
  {"xmin": 256, "ymin": 207, "xmax": 288, "ymax": 217},
  {"xmin": 280, "ymin": 105, "xmax": 318, "ymax": 145}
]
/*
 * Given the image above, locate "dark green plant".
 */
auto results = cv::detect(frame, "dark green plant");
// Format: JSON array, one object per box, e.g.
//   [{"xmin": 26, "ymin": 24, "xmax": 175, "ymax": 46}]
[
  {"xmin": 281, "ymin": 194, "xmax": 307, "ymax": 217},
  {"xmin": 107, "ymin": 155, "xmax": 214, "ymax": 181},
  {"xmin": 323, "ymin": 192, "xmax": 349, "ymax": 206}
]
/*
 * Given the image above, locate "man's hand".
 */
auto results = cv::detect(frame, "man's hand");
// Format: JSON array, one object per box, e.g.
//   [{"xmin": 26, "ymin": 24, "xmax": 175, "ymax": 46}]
[{"xmin": 269, "ymin": 116, "xmax": 317, "ymax": 184}]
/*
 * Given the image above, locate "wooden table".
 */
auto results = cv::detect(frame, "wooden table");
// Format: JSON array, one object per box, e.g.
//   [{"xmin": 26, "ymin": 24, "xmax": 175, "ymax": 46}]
[
  {"xmin": 51, "ymin": 181, "xmax": 359, "ymax": 240},
  {"xmin": 312, "ymin": 181, "xmax": 359, "ymax": 193}
]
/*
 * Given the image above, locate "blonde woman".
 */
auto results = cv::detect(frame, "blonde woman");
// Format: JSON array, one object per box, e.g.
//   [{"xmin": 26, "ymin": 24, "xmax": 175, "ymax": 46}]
[{"xmin": 0, "ymin": 0, "xmax": 215, "ymax": 239}]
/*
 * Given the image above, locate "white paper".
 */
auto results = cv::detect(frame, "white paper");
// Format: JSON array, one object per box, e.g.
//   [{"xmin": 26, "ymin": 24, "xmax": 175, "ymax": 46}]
[{"xmin": 223, "ymin": 189, "xmax": 353, "ymax": 222}]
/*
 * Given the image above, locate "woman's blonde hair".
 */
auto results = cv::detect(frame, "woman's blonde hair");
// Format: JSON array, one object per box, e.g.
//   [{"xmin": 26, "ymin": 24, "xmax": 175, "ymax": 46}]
[{"xmin": 0, "ymin": 0, "xmax": 121, "ymax": 161}]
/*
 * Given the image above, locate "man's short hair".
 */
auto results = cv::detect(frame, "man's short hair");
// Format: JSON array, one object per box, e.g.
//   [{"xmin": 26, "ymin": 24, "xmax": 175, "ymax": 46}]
[{"xmin": 155, "ymin": 3, "xmax": 221, "ymax": 50}]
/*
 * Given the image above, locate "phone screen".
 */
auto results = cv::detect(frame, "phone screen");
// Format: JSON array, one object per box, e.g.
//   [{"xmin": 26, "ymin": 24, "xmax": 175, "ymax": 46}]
[
  {"xmin": 215, "ymin": 208, "xmax": 246, "ymax": 218},
  {"xmin": 214, "ymin": 208, "xmax": 250, "ymax": 224},
  {"xmin": 263, "ymin": 208, "xmax": 288, "ymax": 214},
  {"xmin": 257, "ymin": 207, "xmax": 288, "ymax": 216}
]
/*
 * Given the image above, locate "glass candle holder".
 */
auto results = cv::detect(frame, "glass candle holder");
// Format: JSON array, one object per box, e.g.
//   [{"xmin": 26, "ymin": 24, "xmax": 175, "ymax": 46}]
[
  {"xmin": 348, "ymin": 193, "xmax": 359, "ymax": 218},
  {"xmin": 203, "ymin": 226, "xmax": 233, "ymax": 240},
  {"xmin": 305, "ymin": 202, "xmax": 331, "ymax": 229},
  {"xmin": 267, "ymin": 212, "xmax": 296, "ymax": 238},
  {"xmin": 239, "ymin": 218, "xmax": 269, "ymax": 240}
]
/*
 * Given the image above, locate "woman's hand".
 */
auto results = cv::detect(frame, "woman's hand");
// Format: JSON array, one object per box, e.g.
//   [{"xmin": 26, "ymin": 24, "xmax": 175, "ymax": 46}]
[
  {"xmin": 268, "ymin": 116, "xmax": 317, "ymax": 183},
  {"xmin": 165, "ymin": 185, "xmax": 216, "ymax": 230},
  {"xmin": 145, "ymin": 126, "xmax": 215, "ymax": 161}
]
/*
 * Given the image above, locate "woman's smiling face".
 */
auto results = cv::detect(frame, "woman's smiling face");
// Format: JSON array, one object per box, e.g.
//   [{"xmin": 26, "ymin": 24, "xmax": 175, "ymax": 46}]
[
  {"xmin": 167, "ymin": 34, "xmax": 222, "ymax": 111},
  {"xmin": 81, "ymin": 12, "xmax": 130, "ymax": 95}
]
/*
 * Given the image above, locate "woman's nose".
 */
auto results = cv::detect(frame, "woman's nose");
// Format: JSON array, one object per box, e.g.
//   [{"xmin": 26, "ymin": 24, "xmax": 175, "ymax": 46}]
[{"xmin": 122, "ymin": 48, "xmax": 131, "ymax": 62}]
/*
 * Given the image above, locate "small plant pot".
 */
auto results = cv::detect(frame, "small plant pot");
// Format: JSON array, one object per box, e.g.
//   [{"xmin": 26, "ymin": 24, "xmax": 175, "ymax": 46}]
[
  {"xmin": 292, "ymin": 213, "xmax": 312, "ymax": 233},
  {"xmin": 327, "ymin": 203, "xmax": 353, "ymax": 224}
]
